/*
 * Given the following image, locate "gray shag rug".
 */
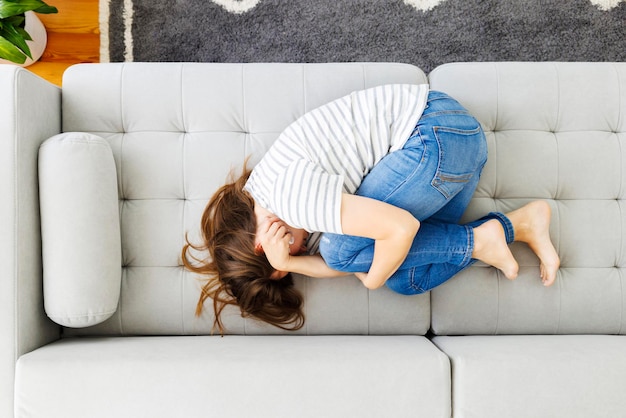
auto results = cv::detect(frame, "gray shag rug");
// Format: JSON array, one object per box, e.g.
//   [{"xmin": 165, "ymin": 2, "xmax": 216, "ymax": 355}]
[{"xmin": 100, "ymin": 0, "xmax": 626, "ymax": 72}]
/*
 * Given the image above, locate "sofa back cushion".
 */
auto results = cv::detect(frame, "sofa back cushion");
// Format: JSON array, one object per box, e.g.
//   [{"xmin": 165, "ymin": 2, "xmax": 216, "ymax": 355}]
[
  {"xmin": 60, "ymin": 62, "xmax": 430, "ymax": 336},
  {"xmin": 429, "ymin": 62, "xmax": 626, "ymax": 335}
]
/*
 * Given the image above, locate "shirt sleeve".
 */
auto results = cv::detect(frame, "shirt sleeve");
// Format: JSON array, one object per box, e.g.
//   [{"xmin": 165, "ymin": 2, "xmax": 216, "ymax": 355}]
[{"xmin": 270, "ymin": 160, "xmax": 344, "ymax": 234}]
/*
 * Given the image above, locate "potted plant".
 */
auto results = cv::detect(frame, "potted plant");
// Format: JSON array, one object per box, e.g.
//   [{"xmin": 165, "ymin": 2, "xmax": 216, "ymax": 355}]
[{"xmin": 0, "ymin": 0, "xmax": 57, "ymax": 65}]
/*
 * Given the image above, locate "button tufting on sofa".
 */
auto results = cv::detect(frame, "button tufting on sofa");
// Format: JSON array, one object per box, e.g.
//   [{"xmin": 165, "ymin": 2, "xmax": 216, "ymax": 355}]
[{"xmin": 3, "ymin": 62, "xmax": 626, "ymax": 418}]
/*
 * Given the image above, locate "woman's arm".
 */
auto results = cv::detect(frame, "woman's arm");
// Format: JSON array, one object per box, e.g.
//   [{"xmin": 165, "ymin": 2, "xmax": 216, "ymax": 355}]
[
  {"xmin": 259, "ymin": 194, "xmax": 419, "ymax": 286},
  {"xmin": 284, "ymin": 254, "xmax": 352, "ymax": 278},
  {"xmin": 340, "ymin": 193, "xmax": 420, "ymax": 289},
  {"xmin": 258, "ymin": 220, "xmax": 351, "ymax": 278}
]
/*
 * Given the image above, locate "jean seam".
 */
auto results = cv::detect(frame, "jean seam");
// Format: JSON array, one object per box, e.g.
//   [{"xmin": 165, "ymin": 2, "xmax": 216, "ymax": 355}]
[
  {"xmin": 408, "ymin": 268, "xmax": 427, "ymax": 293},
  {"xmin": 420, "ymin": 110, "xmax": 471, "ymax": 119},
  {"xmin": 460, "ymin": 224, "xmax": 474, "ymax": 266},
  {"xmin": 416, "ymin": 125, "xmax": 450, "ymax": 201},
  {"xmin": 428, "ymin": 121, "xmax": 484, "ymax": 201},
  {"xmin": 379, "ymin": 133, "xmax": 427, "ymax": 202}
]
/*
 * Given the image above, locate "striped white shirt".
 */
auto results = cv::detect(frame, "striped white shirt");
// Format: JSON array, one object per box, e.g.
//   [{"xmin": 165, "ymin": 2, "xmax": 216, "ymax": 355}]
[{"xmin": 244, "ymin": 84, "xmax": 429, "ymax": 251}]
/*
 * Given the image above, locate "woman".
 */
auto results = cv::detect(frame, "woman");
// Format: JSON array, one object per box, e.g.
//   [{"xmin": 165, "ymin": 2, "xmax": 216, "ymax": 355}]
[{"xmin": 183, "ymin": 84, "xmax": 560, "ymax": 333}]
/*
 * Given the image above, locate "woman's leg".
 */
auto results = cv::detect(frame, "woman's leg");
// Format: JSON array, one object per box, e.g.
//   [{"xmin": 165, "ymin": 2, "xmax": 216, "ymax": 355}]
[
  {"xmin": 320, "ymin": 91, "xmax": 496, "ymax": 291},
  {"xmin": 322, "ymin": 212, "xmax": 515, "ymax": 294},
  {"xmin": 353, "ymin": 90, "xmax": 488, "ymax": 223},
  {"xmin": 322, "ymin": 201, "xmax": 559, "ymax": 295},
  {"xmin": 390, "ymin": 201, "xmax": 561, "ymax": 294}
]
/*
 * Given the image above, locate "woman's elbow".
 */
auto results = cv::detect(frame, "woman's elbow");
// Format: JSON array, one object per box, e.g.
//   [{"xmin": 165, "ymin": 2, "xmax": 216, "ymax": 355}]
[
  {"xmin": 398, "ymin": 212, "xmax": 420, "ymax": 241},
  {"xmin": 362, "ymin": 275, "xmax": 386, "ymax": 290},
  {"xmin": 409, "ymin": 216, "xmax": 420, "ymax": 236}
]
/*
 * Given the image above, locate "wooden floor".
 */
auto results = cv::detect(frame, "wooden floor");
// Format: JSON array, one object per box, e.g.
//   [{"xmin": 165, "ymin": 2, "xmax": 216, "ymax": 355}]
[{"xmin": 26, "ymin": 0, "xmax": 99, "ymax": 86}]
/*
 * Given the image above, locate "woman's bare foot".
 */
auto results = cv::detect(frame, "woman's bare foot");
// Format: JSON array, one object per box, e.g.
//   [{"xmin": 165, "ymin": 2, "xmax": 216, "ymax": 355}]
[
  {"xmin": 506, "ymin": 201, "xmax": 561, "ymax": 286},
  {"xmin": 472, "ymin": 219, "xmax": 519, "ymax": 280}
]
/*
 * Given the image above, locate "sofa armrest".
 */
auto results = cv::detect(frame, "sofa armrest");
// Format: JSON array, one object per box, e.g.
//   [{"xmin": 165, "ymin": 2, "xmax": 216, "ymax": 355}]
[{"xmin": 0, "ymin": 66, "xmax": 62, "ymax": 416}]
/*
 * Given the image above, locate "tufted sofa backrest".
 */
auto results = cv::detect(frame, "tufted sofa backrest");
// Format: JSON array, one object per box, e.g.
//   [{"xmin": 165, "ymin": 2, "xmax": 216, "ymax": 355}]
[
  {"xmin": 61, "ymin": 63, "xmax": 430, "ymax": 336},
  {"xmin": 429, "ymin": 62, "xmax": 626, "ymax": 335}
]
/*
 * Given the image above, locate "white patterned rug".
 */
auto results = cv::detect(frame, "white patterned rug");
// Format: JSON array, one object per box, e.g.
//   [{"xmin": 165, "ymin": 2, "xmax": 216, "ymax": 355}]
[{"xmin": 100, "ymin": 0, "xmax": 626, "ymax": 72}]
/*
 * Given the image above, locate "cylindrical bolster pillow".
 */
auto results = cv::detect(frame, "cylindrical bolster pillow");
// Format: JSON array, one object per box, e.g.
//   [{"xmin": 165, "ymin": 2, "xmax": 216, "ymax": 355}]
[{"xmin": 39, "ymin": 133, "xmax": 121, "ymax": 327}]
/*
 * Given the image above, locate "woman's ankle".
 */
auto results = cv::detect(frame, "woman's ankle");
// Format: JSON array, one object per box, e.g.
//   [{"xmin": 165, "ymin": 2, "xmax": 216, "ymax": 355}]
[{"xmin": 472, "ymin": 220, "xmax": 519, "ymax": 280}]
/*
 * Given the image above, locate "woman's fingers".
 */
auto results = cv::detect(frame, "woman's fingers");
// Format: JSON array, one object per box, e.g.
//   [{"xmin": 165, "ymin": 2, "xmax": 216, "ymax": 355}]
[
  {"xmin": 261, "ymin": 220, "xmax": 293, "ymax": 271},
  {"xmin": 266, "ymin": 220, "xmax": 288, "ymax": 240},
  {"xmin": 259, "ymin": 215, "xmax": 279, "ymax": 233},
  {"xmin": 261, "ymin": 220, "xmax": 292, "ymax": 254}
]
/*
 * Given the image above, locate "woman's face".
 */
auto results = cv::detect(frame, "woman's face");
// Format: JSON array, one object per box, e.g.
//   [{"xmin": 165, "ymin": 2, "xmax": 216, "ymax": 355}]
[{"xmin": 277, "ymin": 220, "xmax": 308, "ymax": 256}]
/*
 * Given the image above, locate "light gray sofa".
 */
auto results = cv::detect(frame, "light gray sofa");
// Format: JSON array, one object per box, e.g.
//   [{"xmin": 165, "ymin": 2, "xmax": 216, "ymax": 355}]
[{"xmin": 2, "ymin": 61, "xmax": 625, "ymax": 418}]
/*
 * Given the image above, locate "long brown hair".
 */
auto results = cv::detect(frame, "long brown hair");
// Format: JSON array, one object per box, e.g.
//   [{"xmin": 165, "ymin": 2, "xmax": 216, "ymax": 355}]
[{"xmin": 182, "ymin": 167, "xmax": 305, "ymax": 334}]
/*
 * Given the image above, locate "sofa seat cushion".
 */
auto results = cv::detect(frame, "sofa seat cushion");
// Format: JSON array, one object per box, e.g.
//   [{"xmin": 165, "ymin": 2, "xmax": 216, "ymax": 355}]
[
  {"xmin": 16, "ymin": 335, "xmax": 450, "ymax": 418},
  {"xmin": 433, "ymin": 335, "xmax": 626, "ymax": 418}
]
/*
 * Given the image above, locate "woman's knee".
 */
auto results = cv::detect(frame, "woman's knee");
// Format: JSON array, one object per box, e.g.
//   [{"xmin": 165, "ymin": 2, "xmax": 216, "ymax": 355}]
[
  {"xmin": 385, "ymin": 264, "xmax": 460, "ymax": 295},
  {"xmin": 319, "ymin": 233, "xmax": 373, "ymax": 271},
  {"xmin": 385, "ymin": 269, "xmax": 428, "ymax": 295}
]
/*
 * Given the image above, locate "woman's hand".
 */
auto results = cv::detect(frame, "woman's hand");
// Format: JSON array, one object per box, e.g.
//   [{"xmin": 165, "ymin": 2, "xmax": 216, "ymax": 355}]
[
  {"xmin": 257, "ymin": 216, "xmax": 357, "ymax": 279},
  {"xmin": 257, "ymin": 217, "xmax": 293, "ymax": 272}
]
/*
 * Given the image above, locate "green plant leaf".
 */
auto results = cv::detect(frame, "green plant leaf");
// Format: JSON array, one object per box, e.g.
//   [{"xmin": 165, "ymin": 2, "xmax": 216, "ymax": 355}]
[
  {"xmin": 4, "ymin": 15, "xmax": 25, "ymax": 28},
  {"xmin": 0, "ymin": 34, "xmax": 26, "ymax": 63},
  {"xmin": 15, "ymin": 25, "xmax": 30, "ymax": 41},
  {"xmin": 0, "ymin": 21, "xmax": 31, "ymax": 58},
  {"xmin": 33, "ymin": 4, "xmax": 57, "ymax": 14},
  {"xmin": 0, "ymin": 0, "xmax": 56, "ymax": 19}
]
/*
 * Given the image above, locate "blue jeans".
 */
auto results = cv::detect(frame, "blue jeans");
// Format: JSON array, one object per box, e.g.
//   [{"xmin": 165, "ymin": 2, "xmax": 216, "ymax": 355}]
[{"xmin": 319, "ymin": 91, "xmax": 514, "ymax": 295}]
